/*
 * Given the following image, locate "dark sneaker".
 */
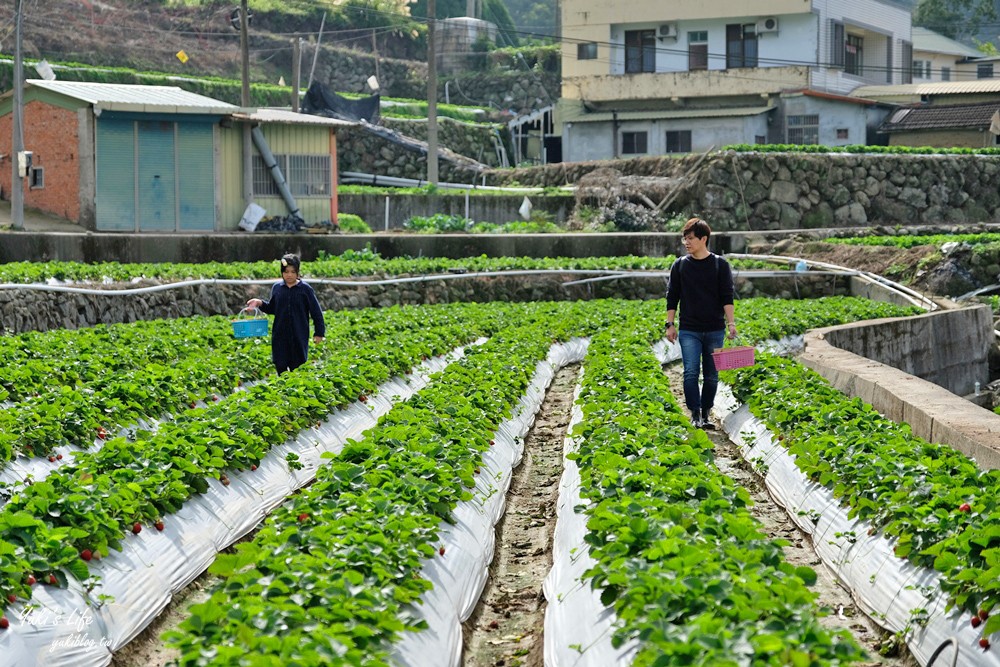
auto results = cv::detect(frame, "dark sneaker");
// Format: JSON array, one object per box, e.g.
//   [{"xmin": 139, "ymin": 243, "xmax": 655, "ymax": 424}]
[
  {"xmin": 701, "ymin": 411, "xmax": 716, "ymax": 430},
  {"xmin": 691, "ymin": 411, "xmax": 703, "ymax": 428}
]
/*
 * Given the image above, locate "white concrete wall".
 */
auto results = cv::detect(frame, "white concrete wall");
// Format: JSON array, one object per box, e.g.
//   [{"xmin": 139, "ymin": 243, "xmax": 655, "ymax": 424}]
[
  {"xmin": 779, "ymin": 95, "xmax": 868, "ymax": 146},
  {"xmin": 607, "ymin": 12, "xmax": 818, "ymax": 75},
  {"xmin": 563, "ymin": 114, "xmax": 770, "ymax": 162}
]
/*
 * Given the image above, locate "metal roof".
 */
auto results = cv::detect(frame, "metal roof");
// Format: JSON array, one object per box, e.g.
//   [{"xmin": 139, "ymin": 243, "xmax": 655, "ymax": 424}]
[
  {"xmin": 232, "ymin": 108, "xmax": 356, "ymax": 127},
  {"xmin": 879, "ymin": 101, "xmax": 1000, "ymax": 132},
  {"xmin": 567, "ymin": 105, "xmax": 774, "ymax": 123},
  {"xmin": 25, "ymin": 79, "xmax": 240, "ymax": 114},
  {"xmin": 851, "ymin": 79, "xmax": 1000, "ymax": 98},
  {"xmin": 912, "ymin": 27, "xmax": 983, "ymax": 58}
]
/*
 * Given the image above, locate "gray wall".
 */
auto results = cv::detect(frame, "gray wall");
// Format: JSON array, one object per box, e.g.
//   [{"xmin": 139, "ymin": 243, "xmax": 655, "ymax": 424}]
[{"xmin": 339, "ymin": 193, "xmax": 574, "ymax": 230}]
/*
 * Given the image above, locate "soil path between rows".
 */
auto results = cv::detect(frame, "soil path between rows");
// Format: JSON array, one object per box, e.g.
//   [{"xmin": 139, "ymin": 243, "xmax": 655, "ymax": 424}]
[{"xmin": 462, "ymin": 363, "xmax": 581, "ymax": 667}]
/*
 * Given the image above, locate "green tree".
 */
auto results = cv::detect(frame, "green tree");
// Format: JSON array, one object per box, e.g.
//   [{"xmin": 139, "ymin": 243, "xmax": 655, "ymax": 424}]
[{"xmin": 913, "ymin": 0, "xmax": 996, "ymax": 40}]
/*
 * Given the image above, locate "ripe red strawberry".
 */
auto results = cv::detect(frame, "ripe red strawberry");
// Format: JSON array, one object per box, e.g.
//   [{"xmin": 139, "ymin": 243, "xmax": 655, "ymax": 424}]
[
  {"xmin": 250, "ymin": 464, "xmax": 257, "ymax": 471},
  {"xmin": 489, "ymin": 440, "xmax": 495, "ymax": 446},
  {"xmin": 981, "ymin": 638, "xmax": 991, "ymax": 650},
  {"xmin": 6, "ymin": 594, "xmax": 15, "ymax": 603},
  {"xmin": 132, "ymin": 522, "xmax": 142, "ymax": 534},
  {"xmin": 80, "ymin": 549, "xmax": 92, "ymax": 562},
  {"xmin": 189, "ymin": 401, "xmax": 197, "ymax": 409},
  {"xmin": 359, "ymin": 394, "xmax": 368, "ymax": 403},
  {"xmin": 48, "ymin": 456, "xmax": 56, "ymax": 462},
  {"xmin": 56, "ymin": 454, "xmax": 63, "ymax": 460},
  {"xmin": 97, "ymin": 427, "xmax": 107, "ymax": 440},
  {"xmin": 47, "ymin": 574, "xmax": 57, "ymax": 585},
  {"xmin": 0, "ymin": 617, "xmax": 8, "ymax": 629},
  {"xmin": 972, "ymin": 615, "xmax": 982, "ymax": 628},
  {"xmin": 155, "ymin": 520, "xmax": 165, "ymax": 531},
  {"xmin": 439, "ymin": 546, "xmax": 446, "ymax": 556},
  {"xmin": 26, "ymin": 575, "xmax": 36, "ymax": 586},
  {"xmin": 220, "ymin": 474, "xmax": 230, "ymax": 486},
  {"xmin": 980, "ymin": 609, "xmax": 990, "ymax": 620},
  {"xmin": 297, "ymin": 513, "xmax": 309, "ymax": 522},
  {"xmin": 959, "ymin": 503, "xmax": 972, "ymax": 513},
  {"xmin": 212, "ymin": 394, "xmax": 219, "ymax": 402}
]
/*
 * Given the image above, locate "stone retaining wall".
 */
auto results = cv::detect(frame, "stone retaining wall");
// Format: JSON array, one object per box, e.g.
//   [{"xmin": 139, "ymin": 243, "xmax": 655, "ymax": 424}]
[{"xmin": 487, "ymin": 152, "xmax": 1000, "ymax": 230}]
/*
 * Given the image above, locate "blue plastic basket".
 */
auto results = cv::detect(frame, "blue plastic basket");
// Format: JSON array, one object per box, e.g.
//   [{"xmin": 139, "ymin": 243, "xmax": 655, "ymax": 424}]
[{"xmin": 232, "ymin": 307, "xmax": 269, "ymax": 338}]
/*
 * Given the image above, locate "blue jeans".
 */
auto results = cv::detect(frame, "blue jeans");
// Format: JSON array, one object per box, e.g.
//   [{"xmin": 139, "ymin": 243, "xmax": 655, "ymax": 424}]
[{"xmin": 678, "ymin": 329, "xmax": 726, "ymax": 417}]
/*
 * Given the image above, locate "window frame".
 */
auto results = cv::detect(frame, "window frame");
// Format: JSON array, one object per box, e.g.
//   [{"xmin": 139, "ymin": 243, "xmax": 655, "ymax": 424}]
[
  {"xmin": 621, "ymin": 130, "xmax": 648, "ymax": 155},
  {"xmin": 253, "ymin": 153, "xmax": 331, "ymax": 198},
  {"xmin": 624, "ymin": 29, "xmax": 656, "ymax": 73},
  {"xmin": 577, "ymin": 42, "xmax": 598, "ymax": 60},
  {"xmin": 665, "ymin": 130, "xmax": 692, "ymax": 153},
  {"xmin": 688, "ymin": 31, "xmax": 708, "ymax": 71},
  {"xmin": 726, "ymin": 23, "xmax": 758, "ymax": 69},
  {"xmin": 786, "ymin": 114, "xmax": 820, "ymax": 145},
  {"xmin": 845, "ymin": 33, "xmax": 863, "ymax": 76}
]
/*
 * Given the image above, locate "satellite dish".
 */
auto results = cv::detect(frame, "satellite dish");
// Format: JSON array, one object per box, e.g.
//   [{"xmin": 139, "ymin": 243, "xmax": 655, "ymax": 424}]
[{"xmin": 230, "ymin": 7, "xmax": 254, "ymax": 30}]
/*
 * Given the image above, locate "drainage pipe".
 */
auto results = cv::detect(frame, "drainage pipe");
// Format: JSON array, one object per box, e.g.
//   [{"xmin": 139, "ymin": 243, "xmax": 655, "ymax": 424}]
[{"xmin": 251, "ymin": 126, "xmax": 301, "ymax": 218}]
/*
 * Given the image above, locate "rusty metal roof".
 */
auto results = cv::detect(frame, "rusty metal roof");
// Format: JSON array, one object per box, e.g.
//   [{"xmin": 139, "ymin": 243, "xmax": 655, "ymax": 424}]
[{"xmin": 879, "ymin": 101, "xmax": 1000, "ymax": 132}]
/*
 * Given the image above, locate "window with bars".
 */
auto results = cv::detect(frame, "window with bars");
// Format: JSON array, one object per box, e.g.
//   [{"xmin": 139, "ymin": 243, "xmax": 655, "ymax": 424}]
[
  {"xmin": 688, "ymin": 31, "xmax": 708, "ymax": 71},
  {"xmin": 787, "ymin": 115, "xmax": 820, "ymax": 145},
  {"xmin": 577, "ymin": 42, "xmax": 597, "ymax": 60},
  {"xmin": 665, "ymin": 130, "xmax": 692, "ymax": 153},
  {"xmin": 621, "ymin": 131, "xmax": 647, "ymax": 154},
  {"xmin": 726, "ymin": 23, "xmax": 758, "ymax": 69},
  {"xmin": 845, "ymin": 34, "xmax": 863, "ymax": 75},
  {"xmin": 253, "ymin": 154, "xmax": 331, "ymax": 197},
  {"xmin": 978, "ymin": 63, "xmax": 994, "ymax": 79},
  {"xmin": 625, "ymin": 30, "xmax": 656, "ymax": 73}
]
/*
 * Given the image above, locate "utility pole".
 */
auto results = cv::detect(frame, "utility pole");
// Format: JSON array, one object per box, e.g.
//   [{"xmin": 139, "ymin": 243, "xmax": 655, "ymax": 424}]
[
  {"xmin": 292, "ymin": 37, "xmax": 301, "ymax": 112},
  {"xmin": 240, "ymin": 0, "xmax": 253, "ymax": 206},
  {"xmin": 11, "ymin": 0, "xmax": 25, "ymax": 230},
  {"xmin": 426, "ymin": 0, "xmax": 439, "ymax": 185},
  {"xmin": 307, "ymin": 12, "xmax": 326, "ymax": 89}
]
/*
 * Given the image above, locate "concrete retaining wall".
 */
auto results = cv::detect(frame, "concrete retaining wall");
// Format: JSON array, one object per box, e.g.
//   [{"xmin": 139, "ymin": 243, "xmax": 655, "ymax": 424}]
[
  {"xmin": 338, "ymin": 193, "xmax": 574, "ymax": 230},
  {"xmin": 800, "ymin": 304, "xmax": 1000, "ymax": 470}
]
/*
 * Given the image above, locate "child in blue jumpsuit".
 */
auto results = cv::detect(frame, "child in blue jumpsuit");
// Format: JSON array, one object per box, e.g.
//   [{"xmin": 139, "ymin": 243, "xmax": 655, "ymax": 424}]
[{"xmin": 247, "ymin": 254, "xmax": 325, "ymax": 374}]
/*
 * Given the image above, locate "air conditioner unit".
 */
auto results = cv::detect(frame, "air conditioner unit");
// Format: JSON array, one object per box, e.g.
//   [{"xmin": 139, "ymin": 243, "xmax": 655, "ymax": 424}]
[
  {"xmin": 757, "ymin": 16, "xmax": 779, "ymax": 33},
  {"xmin": 658, "ymin": 23, "xmax": 678, "ymax": 39}
]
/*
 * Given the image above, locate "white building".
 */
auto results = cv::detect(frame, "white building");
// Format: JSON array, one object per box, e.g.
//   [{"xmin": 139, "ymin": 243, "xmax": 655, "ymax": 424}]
[{"xmin": 558, "ymin": 0, "xmax": 913, "ymax": 160}]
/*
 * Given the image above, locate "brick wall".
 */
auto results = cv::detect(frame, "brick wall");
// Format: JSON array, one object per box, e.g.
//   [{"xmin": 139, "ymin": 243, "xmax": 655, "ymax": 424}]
[{"xmin": 0, "ymin": 101, "xmax": 81, "ymax": 222}]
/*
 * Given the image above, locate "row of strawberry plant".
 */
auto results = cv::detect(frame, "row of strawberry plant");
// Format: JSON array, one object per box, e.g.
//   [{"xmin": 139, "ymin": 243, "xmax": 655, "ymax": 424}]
[
  {"xmin": 0, "ymin": 314, "xmax": 266, "ymax": 404},
  {"xmin": 725, "ymin": 354, "xmax": 1000, "ymax": 640},
  {"xmin": 0, "ymin": 302, "xmax": 517, "ymax": 610},
  {"xmin": 568, "ymin": 329, "xmax": 866, "ymax": 665},
  {"xmin": 729, "ymin": 296, "xmax": 922, "ymax": 344},
  {"xmin": 0, "ymin": 305, "xmax": 468, "ymax": 461},
  {"xmin": 162, "ymin": 301, "xmax": 648, "ymax": 664},
  {"xmin": 0, "ymin": 255, "xmax": 683, "ymax": 284}
]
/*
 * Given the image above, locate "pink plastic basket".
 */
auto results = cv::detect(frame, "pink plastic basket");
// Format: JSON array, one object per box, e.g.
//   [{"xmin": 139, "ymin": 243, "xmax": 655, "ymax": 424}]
[{"xmin": 711, "ymin": 345, "xmax": 755, "ymax": 370}]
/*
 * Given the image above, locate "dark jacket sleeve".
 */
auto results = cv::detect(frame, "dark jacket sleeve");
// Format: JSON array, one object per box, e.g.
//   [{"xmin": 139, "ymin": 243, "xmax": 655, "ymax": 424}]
[
  {"xmin": 666, "ymin": 258, "xmax": 683, "ymax": 311},
  {"xmin": 258, "ymin": 283, "xmax": 279, "ymax": 315},
  {"xmin": 718, "ymin": 258, "xmax": 735, "ymax": 307},
  {"xmin": 306, "ymin": 284, "xmax": 325, "ymax": 337}
]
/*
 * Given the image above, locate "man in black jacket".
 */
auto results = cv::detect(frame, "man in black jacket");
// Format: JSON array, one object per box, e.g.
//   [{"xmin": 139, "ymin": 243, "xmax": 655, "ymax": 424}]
[{"xmin": 664, "ymin": 218, "xmax": 737, "ymax": 429}]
